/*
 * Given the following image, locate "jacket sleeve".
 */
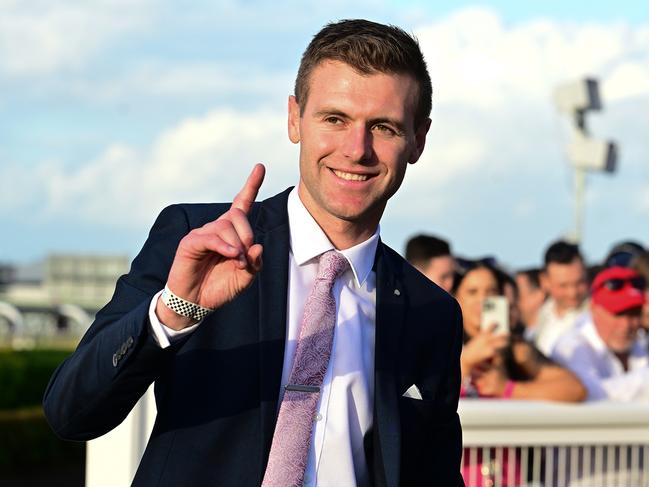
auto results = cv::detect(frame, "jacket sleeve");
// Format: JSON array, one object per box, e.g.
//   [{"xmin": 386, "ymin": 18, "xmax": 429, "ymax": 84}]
[
  {"xmin": 42, "ymin": 204, "xmax": 198, "ymax": 441},
  {"xmin": 428, "ymin": 297, "xmax": 464, "ymax": 486}
]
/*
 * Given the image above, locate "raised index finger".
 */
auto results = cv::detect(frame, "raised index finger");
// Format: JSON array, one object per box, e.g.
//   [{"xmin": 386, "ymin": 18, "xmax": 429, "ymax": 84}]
[{"xmin": 231, "ymin": 163, "xmax": 266, "ymax": 214}]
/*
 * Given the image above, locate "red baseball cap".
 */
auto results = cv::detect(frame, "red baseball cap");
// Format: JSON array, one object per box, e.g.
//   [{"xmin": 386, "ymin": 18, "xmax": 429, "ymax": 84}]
[{"xmin": 591, "ymin": 266, "xmax": 646, "ymax": 314}]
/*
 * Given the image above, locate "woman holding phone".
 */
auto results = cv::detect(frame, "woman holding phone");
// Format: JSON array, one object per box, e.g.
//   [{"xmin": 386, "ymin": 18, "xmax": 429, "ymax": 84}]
[
  {"xmin": 453, "ymin": 259, "xmax": 586, "ymax": 401},
  {"xmin": 455, "ymin": 260, "xmax": 585, "ymax": 487}
]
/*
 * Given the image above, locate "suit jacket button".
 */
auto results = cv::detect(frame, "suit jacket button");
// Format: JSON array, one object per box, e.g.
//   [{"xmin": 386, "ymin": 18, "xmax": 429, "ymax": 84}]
[
  {"xmin": 126, "ymin": 336, "xmax": 134, "ymax": 347},
  {"xmin": 120, "ymin": 342, "xmax": 128, "ymax": 354},
  {"xmin": 112, "ymin": 353, "xmax": 119, "ymax": 367}
]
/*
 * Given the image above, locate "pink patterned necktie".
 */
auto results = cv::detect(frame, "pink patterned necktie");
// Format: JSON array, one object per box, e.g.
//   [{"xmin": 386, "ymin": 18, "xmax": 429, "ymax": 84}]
[{"xmin": 261, "ymin": 250, "xmax": 350, "ymax": 487}]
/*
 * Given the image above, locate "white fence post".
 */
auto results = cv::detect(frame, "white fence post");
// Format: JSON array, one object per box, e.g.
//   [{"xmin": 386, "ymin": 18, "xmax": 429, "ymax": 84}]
[{"xmin": 85, "ymin": 385, "xmax": 156, "ymax": 487}]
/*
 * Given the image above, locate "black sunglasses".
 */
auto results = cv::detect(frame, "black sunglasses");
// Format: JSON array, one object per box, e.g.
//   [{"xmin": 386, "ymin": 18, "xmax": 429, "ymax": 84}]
[
  {"xmin": 598, "ymin": 277, "xmax": 646, "ymax": 292},
  {"xmin": 455, "ymin": 256, "xmax": 498, "ymax": 274}
]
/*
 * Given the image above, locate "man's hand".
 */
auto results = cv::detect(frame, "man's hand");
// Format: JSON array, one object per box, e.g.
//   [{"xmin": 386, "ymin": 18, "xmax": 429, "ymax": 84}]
[{"xmin": 156, "ymin": 164, "xmax": 266, "ymax": 330}]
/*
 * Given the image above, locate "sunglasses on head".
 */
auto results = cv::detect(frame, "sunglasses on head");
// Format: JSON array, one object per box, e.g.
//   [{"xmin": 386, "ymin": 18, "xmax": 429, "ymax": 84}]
[
  {"xmin": 455, "ymin": 256, "xmax": 497, "ymax": 274},
  {"xmin": 598, "ymin": 277, "xmax": 646, "ymax": 292},
  {"xmin": 605, "ymin": 251, "xmax": 635, "ymax": 268}
]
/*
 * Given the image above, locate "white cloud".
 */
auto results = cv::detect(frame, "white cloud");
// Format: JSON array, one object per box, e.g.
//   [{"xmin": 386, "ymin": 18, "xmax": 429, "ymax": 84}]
[
  {"xmin": 0, "ymin": 0, "xmax": 153, "ymax": 75},
  {"xmin": 411, "ymin": 7, "xmax": 649, "ymax": 188},
  {"xmin": 418, "ymin": 8, "xmax": 649, "ymax": 105},
  {"xmin": 3, "ymin": 6, "xmax": 649, "ymax": 264},
  {"xmin": 61, "ymin": 62, "xmax": 293, "ymax": 103},
  {"xmin": 604, "ymin": 62, "xmax": 649, "ymax": 102},
  {"xmin": 34, "ymin": 108, "xmax": 298, "ymax": 226}
]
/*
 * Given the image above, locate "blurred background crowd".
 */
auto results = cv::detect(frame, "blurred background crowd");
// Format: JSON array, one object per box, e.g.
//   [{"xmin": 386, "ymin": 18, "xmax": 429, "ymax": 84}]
[{"xmin": 404, "ymin": 234, "xmax": 649, "ymax": 404}]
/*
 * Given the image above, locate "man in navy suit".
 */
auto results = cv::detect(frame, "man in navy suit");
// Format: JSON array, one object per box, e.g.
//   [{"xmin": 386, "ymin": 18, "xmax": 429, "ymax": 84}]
[{"xmin": 44, "ymin": 19, "xmax": 464, "ymax": 486}]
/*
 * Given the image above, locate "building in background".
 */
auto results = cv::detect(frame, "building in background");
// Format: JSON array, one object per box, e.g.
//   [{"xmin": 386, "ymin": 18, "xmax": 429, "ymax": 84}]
[
  {"xmin": 1, "ymin": 254, "xmax": 129, "ymax": 312},
  {"xmin": 0, "ymin": 254, "xmax": 129, "ymax": 345}
]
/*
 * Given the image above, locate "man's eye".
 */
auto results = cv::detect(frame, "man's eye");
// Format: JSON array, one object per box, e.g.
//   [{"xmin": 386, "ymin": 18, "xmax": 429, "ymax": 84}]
[
  {"xmin": 373, "ymin": 124, "xmax": 397, "ymax": 136},
  {"xmin": 325, "ymin": 117, "xmax": 342, "ymax": 125}
]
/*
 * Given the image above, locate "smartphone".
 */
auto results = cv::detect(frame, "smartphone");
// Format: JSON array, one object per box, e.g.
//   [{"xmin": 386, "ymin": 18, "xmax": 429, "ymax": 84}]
[{"xmin": 480, "ymin": 296, "xmax": 509, "ymax": 335}]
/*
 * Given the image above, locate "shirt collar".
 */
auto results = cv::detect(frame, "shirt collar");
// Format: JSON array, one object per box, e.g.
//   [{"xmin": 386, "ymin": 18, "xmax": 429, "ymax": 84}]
[
  {"xmin": 287, "ymin": 188, "xmax": 379, "ymax": 287},
  {"xmin": 549, "ymin": 297, "xmax": 590, "ymax": 319},
  {"xmin": 582, "ymin": 316, "xmax": 608, "ymax": 353}
]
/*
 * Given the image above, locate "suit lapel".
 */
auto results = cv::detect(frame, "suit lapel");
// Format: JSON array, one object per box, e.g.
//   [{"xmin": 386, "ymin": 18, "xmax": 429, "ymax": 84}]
[
  {"xmin": 374, "ymin": 243, "xmax": 405, "ymax": 487},
  {"xmin": 253, "ymin": 189, "xmax": 292, "ymax": 464}
]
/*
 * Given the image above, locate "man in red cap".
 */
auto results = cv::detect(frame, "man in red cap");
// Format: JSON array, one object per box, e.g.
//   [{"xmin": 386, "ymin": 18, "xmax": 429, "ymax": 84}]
[{"xmin": 552, "ymin": 266, "xmax": 648, "ymax": 401}]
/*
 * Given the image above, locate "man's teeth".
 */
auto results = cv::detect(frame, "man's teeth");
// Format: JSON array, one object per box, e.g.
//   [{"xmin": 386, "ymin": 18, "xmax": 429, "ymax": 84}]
[{"xmin": 333, "ymin": 170, "xmax": 368, "ymax": 181}]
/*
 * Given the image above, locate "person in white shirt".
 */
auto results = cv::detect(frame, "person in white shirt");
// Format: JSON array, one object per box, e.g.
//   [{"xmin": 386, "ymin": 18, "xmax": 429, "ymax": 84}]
[
  {"xmin": 552, "ymin": 266, "xmax": 648, "ymax": 401},
  {"xmin": 532, "ymin": 240, "xmax": 589, "ymax": 356}
]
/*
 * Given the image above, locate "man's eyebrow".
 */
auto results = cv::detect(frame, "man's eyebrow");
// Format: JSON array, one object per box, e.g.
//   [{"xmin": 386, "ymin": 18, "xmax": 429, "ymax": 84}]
[{"xmin": 313, "ymin": 108, "xmax": 349, "ymax": 119}]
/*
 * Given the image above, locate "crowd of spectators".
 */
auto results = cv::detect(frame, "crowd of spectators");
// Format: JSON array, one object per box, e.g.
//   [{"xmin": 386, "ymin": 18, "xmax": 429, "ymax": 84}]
[{"xmin": 404, "ymin": 235, "xmax": 649, "ymax": 404}]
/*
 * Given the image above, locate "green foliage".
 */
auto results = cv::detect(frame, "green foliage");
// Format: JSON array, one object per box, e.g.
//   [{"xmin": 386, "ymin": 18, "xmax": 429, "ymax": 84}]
[
  {"xmin": 0, "ymin": 349, "xmax": 71, "ymax": 409},
  {"xmin": 0, "ymin": 350, "xmax": 84, "ymax": 481},
  {"xmin": 0, "ymin": 407, "xmax": 84, "ymax": 473}
]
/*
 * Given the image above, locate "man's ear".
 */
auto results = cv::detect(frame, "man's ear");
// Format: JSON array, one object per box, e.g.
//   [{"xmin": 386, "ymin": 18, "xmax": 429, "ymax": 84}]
[
  {"xmin": 407, "ymin": 117, "xmax": 431, "ymax": 165},
  {"xmin": 288, "ymin": 95, "xmax": 301, "ymax": 144}
]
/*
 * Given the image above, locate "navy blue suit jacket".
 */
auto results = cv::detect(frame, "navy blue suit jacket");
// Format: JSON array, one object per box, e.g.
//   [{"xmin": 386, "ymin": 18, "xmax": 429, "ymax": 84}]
[{"xmin": 44, "ymin": 188, "xmax": 464, "ymax": 486}]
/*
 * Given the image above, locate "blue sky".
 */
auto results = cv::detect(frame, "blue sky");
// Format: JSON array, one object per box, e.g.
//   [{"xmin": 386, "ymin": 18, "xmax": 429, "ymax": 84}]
[{"xmin": 2, "ymin": 0, "xmax": 649, "ymax": 270}]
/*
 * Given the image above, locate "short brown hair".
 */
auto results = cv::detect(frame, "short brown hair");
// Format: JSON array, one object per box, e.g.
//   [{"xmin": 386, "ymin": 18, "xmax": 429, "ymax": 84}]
[
  {"xmin": 405, "ymin": 234, "xmax": 451, "ymax": 267},
  {"xmin": 295, "ymin": 19, "xmax": 432, "ymax": 128}
]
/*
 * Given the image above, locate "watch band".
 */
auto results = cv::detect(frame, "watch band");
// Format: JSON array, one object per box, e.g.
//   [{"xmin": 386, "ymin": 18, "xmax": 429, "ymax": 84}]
[{"xmin": 161, "ymin": 284, "xmax": 214, "ymax": 321}]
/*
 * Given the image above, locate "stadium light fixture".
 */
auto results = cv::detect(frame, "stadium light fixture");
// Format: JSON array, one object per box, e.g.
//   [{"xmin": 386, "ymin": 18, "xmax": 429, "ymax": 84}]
[{"xmin": 553, "ymin": 78, "xmax": 618, "ymax": 243}]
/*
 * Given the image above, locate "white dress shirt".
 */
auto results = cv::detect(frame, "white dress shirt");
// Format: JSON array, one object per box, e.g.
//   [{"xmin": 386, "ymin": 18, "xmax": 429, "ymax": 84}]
[
  {"xmin": 552, "ymin": 315, "xmax": 649, "ymax": 401},
  {"xmin": 149, "ymin": 188, "xmax": 378, "ymax": 486},
  {"xmin": 532, "ymin": 298, "xmax": 589, "ymax": 356}
]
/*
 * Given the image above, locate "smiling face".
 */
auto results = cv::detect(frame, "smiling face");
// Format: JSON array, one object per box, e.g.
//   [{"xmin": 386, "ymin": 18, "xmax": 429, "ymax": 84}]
[
  {"xmin": 543, "ymin": 259, "xmax": 588, "ymax": 313},
  {"xmin": 288, "ymin": 60, "xmax": 429, "ymax": 248}
]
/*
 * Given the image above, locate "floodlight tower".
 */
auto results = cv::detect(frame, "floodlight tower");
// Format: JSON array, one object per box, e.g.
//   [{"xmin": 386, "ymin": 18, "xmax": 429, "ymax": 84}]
[{"xmin": 553, "ymin": 78, "xmax": 617, "ymax": 243}]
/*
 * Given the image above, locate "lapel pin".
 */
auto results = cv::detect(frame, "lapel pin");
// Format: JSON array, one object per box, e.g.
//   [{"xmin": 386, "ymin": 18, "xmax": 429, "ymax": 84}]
[{"xmin": 394, "ymin": 289, "xmax": 401, "ymax": 296}]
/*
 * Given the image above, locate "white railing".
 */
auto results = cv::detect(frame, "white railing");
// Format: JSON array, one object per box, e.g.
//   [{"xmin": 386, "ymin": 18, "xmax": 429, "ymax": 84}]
[
  {"xmin": 460, "ymin": 399, "xmax": 649, "ymax": 486},
  {"xmin": 85, "ymin": 385, "xmax": 156, "ymax": 487},
  {"xmin": 85, "ymin": 393, "xmax": 649, "ymax": 486}
]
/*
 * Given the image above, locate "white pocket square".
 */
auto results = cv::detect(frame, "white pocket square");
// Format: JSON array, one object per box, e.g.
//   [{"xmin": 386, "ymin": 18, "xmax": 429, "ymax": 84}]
[{"xmin": 402, "ymin": 384, "xmax": 423, "ymax": 400}]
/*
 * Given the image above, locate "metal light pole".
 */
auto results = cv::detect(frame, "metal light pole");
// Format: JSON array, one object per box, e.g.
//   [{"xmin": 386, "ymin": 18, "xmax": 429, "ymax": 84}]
[
  {"xmin": 553, "ymin": 78, "xmax": 617, "ymax": 244},
  {"xmin": 573, "ymin": 110, "xmax": 587, "ymax": 243}
]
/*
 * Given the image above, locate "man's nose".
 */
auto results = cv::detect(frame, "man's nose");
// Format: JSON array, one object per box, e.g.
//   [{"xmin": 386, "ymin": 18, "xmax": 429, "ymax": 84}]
[{"xmin": 342, "ymin": 125, "xmax": 372, "ymax": 162}]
